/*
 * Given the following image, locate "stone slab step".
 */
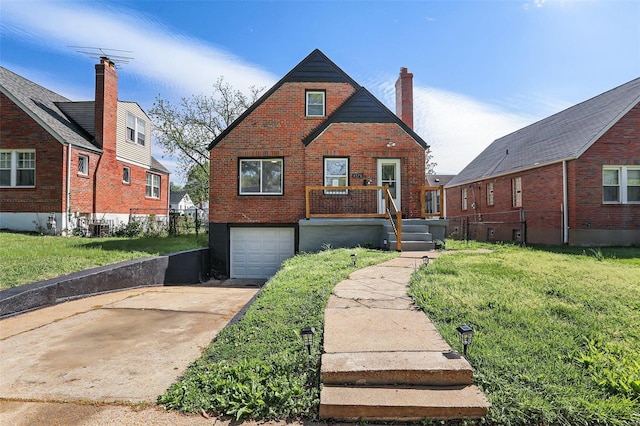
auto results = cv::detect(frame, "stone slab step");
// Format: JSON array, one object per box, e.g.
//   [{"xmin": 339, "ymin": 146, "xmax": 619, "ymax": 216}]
[
  {"xmin": 389, "ymin": 231, "xmax": 433, "ymax": 242},
  {"xmin": 390, "ymin": 241, "xmax": 435, "ymax": 251},
  {"xmin": 321, "ymin": 351, "xmax": 473, "ymax": 386},
  {"xmin": 319, "ymin": 385, "xmax": 491, "ymax": 421}
]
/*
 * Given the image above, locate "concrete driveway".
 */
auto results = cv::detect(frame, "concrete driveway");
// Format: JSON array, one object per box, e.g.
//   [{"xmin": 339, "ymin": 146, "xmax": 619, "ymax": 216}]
[{"xmin": 0, "ymin": 283, "xmax": 260, "ymax": 424}]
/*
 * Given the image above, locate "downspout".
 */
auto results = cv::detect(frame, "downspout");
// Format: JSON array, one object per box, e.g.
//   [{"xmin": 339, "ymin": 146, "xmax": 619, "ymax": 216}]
[
  {"xmin": 562, "ymin": 160, "xmax": 569, "ymax": 244},
  {"xmin": 65, "ymin": 143, "xmax": 72, "ymax": 232}
]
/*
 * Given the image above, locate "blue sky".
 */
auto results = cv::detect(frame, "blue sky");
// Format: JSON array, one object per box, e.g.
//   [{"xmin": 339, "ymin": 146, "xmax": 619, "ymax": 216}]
[{"xmin": 1, "ymin": 0, "xmax": 639, "ymax": 183}]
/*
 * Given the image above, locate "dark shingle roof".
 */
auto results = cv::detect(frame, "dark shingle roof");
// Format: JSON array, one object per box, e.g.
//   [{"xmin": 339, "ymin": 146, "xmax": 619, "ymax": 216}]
[
  {"xmin": 208, "ymin": 49, "xmax": 359, "ymax": 150},
  {"xmin": 426, "ymin": 175, "xmax": 455, "ymax": 187},
  {"xmin": 447, "ymin": 77, "xmax": 640, "ymax": 187},
  {"xmin": 303, "ymin": 87, "xmax": 428, "ymax": 149},
  {"xmin": 170, "ymin": 190, "xmax": 187, "ymax": 204},
  {"xmin": 0, "ymin": 66, "xmax": 100, "ymax": 152}
]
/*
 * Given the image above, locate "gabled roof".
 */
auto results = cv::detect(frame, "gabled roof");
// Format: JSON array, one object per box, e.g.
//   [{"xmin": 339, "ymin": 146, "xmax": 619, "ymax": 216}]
[
  {"xmin": 447, "ymin": 77, "xmax": 640, "ymax": 188},
  {"xmin": 1, "ymin": 65, "xmax": 169, "ymax": 173},
  {"xmin": 426, "ymin": 175, "xmax": 455, "ymax": 187},
  {"xmin": 208, "ymin": 49, "xmax": 361, "ymax": 150},
  {"xmin": 170, "ymin": 190, "xmax": 187, "ymax": 204},
  {"xmin": 302, "ymin": 87, "xmax": 428, "ymax": 148},
  {"xmin": 0, "ymin": 66, "xmax": 99, "ymax": 152}
]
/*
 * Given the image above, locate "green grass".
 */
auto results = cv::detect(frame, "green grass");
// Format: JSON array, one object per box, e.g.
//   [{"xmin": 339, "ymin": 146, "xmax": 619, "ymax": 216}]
[
  {"xmin": 410, "ymin": 241, "xmax": 640, "ymax": 425},
  {"xmin": 0, "ymin": 231, "xmax": 207, "ymax": 289},
  {"xmin": 157, "ymin": 248, "xmax": 398, "ymax": 420}
]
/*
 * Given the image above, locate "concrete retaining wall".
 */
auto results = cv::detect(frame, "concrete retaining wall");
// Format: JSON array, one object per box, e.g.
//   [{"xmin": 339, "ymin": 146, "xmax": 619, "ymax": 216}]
[{"xmin": 0, "ymin": 247, "xmax": 211, "ymax": 319}]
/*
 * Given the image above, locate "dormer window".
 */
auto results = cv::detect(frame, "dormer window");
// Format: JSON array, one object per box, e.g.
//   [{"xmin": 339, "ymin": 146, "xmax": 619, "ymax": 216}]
[
  {"xmin": 126, "ymin": 112, "xmax": 146, "ymax": 146},
  {"xmin": 306, "ymin": 90, "xmax": 325, "ymax": 117}
]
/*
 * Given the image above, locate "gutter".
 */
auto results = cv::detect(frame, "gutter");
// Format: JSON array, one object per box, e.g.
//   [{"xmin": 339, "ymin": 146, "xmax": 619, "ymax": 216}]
[
  {"xmin": 65, "ymin": 143, "xmax": 72, "ymax": 232},
  {"xmin": 562, "ymin": 160, "xmax": 569, "ymax": 244}
]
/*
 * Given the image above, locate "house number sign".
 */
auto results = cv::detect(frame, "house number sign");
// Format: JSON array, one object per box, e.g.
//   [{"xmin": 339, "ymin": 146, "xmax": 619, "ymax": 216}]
[{"xmin": 352, "ymin": 173, "xmax": 363, "ymax": 178}]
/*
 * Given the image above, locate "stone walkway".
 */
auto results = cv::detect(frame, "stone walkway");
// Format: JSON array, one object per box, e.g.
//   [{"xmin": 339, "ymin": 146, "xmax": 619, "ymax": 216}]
[{"xmin": 319, "ymin": 251, "xmax": 490, "ymax": 420}]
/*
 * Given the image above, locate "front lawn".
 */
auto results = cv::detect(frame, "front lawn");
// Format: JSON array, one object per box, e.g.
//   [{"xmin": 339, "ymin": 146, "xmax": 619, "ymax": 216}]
[
  {"xmin": 410, "ymin": 241, "xmax": 640, "ymax": 425},
  {"xmin": 0, "ymin": 231, "xmax": 208, "ymax": 289},
  {"xmin": 158, "ymin": 248, "xmax": 398, "ymax": 420}
]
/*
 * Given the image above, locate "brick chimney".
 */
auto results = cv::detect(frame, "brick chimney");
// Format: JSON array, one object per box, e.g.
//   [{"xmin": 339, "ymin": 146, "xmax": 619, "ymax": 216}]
[
  {"xmin": 395, "ymin": 67, "xmax": 414, "ymax": 129},
  {"xmin": 94, "ymin": 57, "xmax": 118, "ymax": 152}
]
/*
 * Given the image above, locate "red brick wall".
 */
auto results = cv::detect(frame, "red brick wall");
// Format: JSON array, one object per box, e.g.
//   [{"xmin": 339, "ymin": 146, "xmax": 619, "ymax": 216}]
[
  {"xmin": 209, "ymin": 81, "xmax": 426, "ymax": 224},
  {"xmin": 1, "ymin": 92, "xmax": 168, "ymax": 218},
  {"xmin": 571, "ymin": 103, "xmax": 640, "ymax": 230},
  {"xmin": 305, "ymin": 122, "xmax": 425, "ymax": 218},
  {"xmin": 209, "ymin": 82, "xmax": 356, "ymax": 224},
  {"xmin": 445, "ymin": 163, "xmax": 565, "ymax": 243},
  {"xmin": 445, "ymin": 103, "xmax": 639, "ymax": 244},
  {"xmin": 1, "ymin": 93, "xmax": 64, "ymax": 213}
]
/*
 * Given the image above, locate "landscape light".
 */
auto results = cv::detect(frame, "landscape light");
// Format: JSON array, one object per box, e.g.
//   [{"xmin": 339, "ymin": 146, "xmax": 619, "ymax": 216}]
[
  {"xmin": 456, "ymin": 325, "xmax": 474, "ymax": 356},
  {"xmin": 422, "ymin": 255, "xmax": 430, "ymax": 266},
  {"xmin": 351, "ymin": 253, "xmax": 357, "ymax": 267},
  {"xmin": 300, "ymin": 327, "xmax": 315, "ymax": 355}
]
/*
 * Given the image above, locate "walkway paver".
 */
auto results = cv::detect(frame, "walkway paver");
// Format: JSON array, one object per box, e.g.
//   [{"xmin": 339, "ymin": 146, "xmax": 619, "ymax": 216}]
[{"xmin": 320, "ymin": 251, "xmax": 490, "ymax": 420}]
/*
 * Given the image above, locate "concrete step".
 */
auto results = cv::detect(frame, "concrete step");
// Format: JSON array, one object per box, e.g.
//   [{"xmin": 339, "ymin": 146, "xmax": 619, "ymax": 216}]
[
  {"xmin": 319, "ymin": 385, "xmax": 491, "ymax": 421},
  {"xmin": 390, "ymin": 241, "xmax": 435, "ymax": 251},
  {"xmin": 389, "ymin": 231, "xmax": 433, "ymax": 242},
  {"xmin": 385, "ymin": 224, "xmax": 431, "ymax": 234},
  {"xmin": 321, "ymin": 351, "xmax": 473, "ymax": 386}
]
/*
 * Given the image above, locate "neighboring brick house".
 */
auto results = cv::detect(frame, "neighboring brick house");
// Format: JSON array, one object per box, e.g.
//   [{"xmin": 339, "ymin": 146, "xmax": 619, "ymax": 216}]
[
  {"xmin": 445, "ymin": 77, "xmax": 640, "ymax": 246},
  {"xmin": 0, "ymin": 58, "xmax": 170, "ymax": 233},
  {"xmin": 208, "ymin": 49, "xmax": 433, "ymax": 278}
]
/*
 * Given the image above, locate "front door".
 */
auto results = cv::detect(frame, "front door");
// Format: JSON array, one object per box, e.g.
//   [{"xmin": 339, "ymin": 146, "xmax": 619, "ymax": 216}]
[{"xmin": 377, "ymin": 159, "xmax": 401, "ymax": 214}]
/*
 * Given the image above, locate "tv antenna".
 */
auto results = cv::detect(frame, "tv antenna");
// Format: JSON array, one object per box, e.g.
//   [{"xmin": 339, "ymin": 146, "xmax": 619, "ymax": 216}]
[{"xmin": 69, "ymin": 46, "xmax": 134, "ymax": 68}]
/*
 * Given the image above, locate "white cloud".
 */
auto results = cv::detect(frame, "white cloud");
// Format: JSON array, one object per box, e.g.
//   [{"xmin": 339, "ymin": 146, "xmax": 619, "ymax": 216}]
[
  {"xmin": 1, "ymin": 0, "xmax": 553, "ymax": 181},
  {"xmin": 0, "ymin": 1, "xmax": 277, "ymax": 96},
  {"xmin": 374, "ymin": 80, "xmax": 540, "ymax": 175}
]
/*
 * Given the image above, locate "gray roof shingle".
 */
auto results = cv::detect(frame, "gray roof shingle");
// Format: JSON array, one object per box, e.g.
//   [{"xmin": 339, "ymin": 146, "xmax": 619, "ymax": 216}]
[
  {"xmin": 0, "ymin": 66, "xmax": 100, "ymax": 152},
  {"xmin": 447, "ymin": 77, "xmax": 640, "ymax": 187}
]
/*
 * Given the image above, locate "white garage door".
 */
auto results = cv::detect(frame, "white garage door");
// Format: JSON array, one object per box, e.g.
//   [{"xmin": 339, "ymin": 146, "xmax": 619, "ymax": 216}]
[{"xmin": 230, "ymin": 227, "xmax": 295, "ymax": 279}]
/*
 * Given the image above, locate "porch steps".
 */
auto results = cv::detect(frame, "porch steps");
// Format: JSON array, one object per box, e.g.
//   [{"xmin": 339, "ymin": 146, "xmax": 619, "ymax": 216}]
[
  {"xmin": 320, "ymin": 351, "xmax": 489, "ymax": 421},
  {"xmin": 386, "ymin": 219, "xmax": 434, "ymax": 251}
]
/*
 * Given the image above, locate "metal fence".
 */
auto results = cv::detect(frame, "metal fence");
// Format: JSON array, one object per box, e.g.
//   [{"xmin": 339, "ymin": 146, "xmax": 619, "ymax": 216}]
[{"xmin": 447, "ymin": 209, "xmax": 562, "ymax": 244}]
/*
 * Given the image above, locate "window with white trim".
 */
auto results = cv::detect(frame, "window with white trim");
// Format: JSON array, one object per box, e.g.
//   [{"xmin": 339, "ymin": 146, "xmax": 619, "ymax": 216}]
[
  {"xmin": 603, "ymin": 166, "xmax": 640, "ymax": 204},
  {"xmin": 462, "ymin": 187, "xmax": 468, "ymax": 210},
  {"xmin": 487, "ymin": 182, "xmax": 494, "ymax": 206},
  {"xmin": 512, "ymin": 177, "xmax": 522, "ymax": 208},
  {"xmin": 324, "ymin": 157, "xmax": 348, "ymax": 194},
  {"xmin": 0, "ymin": 150, "xmax": 35, "ymax": 187},
  {"xmin": 126, "ymin": 113, "xmax": 146, "ymax": 146},
  {"xmin": 306, "ymin": 90, "xmax": 325, "ymax": 117},
  {"xmin": 78, "ymin": 154, "xmax": 89, "ymax": 175},
  {"xmin": 146, "ymin": 172, "xmax": 160, "ymax": 198},
  {"xmin": 123, "ymin": 167, "xmax": 130, "ymax": 184},
  {"xmin": 239, "ymin": 158, "xmax": 283, "ymax": 195}
]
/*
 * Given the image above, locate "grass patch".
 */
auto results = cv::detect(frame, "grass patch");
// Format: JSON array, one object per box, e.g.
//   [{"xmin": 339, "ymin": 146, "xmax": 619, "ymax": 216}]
[
  {"xmin": 157, "ymin": 248, "xmax": 397, "ymax": 420},
  {"xmin": 409, "ymin": 242, "xmax": 640, "ymax": 425},
  {"xmin": 0, "ymin": 231, "xmax": 207, "ymax": 289}
]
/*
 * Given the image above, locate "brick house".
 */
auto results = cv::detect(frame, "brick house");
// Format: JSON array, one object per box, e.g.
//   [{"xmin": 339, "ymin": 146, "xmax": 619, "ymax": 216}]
[
  {"xmin": 208, "ymin": 49, "xmax": 440, "ymax": 278},
  {"xmin": 445, "ymin": 77, "xmax": 640, "ymax": 246},
  {"xmin": 0, "ymin": 58, "xmax": 170, "ymax": 234}
]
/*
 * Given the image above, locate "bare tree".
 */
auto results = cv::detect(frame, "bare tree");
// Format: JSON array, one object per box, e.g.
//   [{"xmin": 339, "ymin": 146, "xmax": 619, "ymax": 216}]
[
  {"xmin": 149, "ymin": 77, "xmax": 263, "ymax": 199},
  {"xmin": 425, "ymin": 148, "xmax": 437, "ymax": 176}
]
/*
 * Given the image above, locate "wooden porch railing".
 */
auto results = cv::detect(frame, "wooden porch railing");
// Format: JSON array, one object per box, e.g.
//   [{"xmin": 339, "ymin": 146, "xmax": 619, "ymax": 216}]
[
  {"xmin": 305, "ymin": 185, "xmax": 402, "ymax": 251},
  {"xmin": 420, "ymin": 186, "xmax": 445, "ymax": 219}
]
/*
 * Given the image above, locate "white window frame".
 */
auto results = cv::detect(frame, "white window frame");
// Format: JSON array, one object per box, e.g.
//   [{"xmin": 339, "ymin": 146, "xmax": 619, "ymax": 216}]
[
  {"xmin": 126, "ymin": 112, "xmax": 146, "ymax": 146},
  {"xmin": 487, "ymin": 182, "xmax": 494, "ymax": 206},
  {"xmin": 603, "ymin": 166, "xmax": 640, "ymax": 204},
  {"xmin": 146, "ymin": 172, "xmax": 160, "ymax": 198},
  {"xmin": 324, "ymin": 157, "xmax": 349, "ymax": 195},
  {"xmin": 78, "ymin": 154, "xmax": 89, "ymax": 176},
  {"xmin": 239, "ymin": 158, "xmax": 283, "ymax": 195},
  {"xmin": 123, "ymin": 166, "xmax": 131, "ymax": 184},
  {"xmin": 306, "ymin": 90, "xmax": 325, "ymax": 117},
  {"xmin": 0, "ymin": 150, "xmax": 35, "ymax": 187},
  {"xmin": 462, "ymin": 187, "xmax": 468, "ymax": 210},
  {"xmin": 512, "ymin": 177, "xmax": 522, "ymax": 208}
]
